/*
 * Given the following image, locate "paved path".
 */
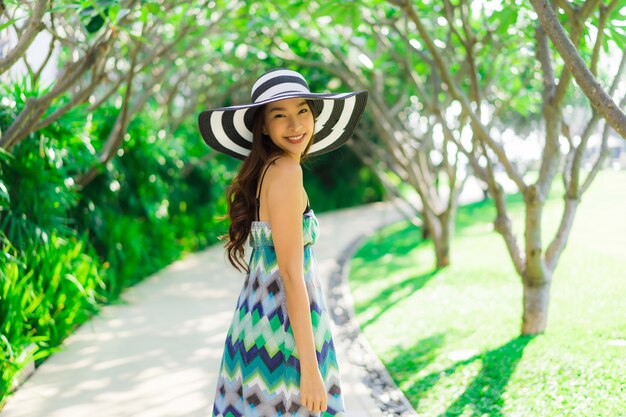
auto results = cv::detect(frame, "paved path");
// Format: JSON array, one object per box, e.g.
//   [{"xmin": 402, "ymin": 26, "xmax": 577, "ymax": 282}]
[{"xmin": 1, "ymin": 200, "xmax": 408, "ymax": 417}]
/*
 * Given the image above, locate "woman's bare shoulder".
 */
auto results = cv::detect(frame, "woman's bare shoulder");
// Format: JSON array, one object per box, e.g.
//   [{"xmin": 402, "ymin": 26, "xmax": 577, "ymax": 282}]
[{"xmin": 265, "ymin": 156, "xmax": 302, "ymax": 183}]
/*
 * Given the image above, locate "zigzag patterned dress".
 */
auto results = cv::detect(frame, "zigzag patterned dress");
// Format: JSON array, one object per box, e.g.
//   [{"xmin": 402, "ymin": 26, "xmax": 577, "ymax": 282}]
[{"xmin": 211, "ymin": 208, "xmax": 346, "ymax": 417}]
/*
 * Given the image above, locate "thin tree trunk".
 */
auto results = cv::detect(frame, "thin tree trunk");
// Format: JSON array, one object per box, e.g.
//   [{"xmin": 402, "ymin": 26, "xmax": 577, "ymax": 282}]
[
  {"xmin": 423, "ymin": 209, "xmax": 450, "ymax": 268},
  {"xmin": 521, "ymin": 278, "xmax": 552, "ymax": 334},
  {"xmin": 433, "ymin": 230, "xmax": 450, "ymax": 268}
]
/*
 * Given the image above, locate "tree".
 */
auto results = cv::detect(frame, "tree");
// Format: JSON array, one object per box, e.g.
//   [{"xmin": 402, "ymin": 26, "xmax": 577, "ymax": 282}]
[{"xmin": 386, "ymin": 0, "xmax": 624, "ymax": 334}]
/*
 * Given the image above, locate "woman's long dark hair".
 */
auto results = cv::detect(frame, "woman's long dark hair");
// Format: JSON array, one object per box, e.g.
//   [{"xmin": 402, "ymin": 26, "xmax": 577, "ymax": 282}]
[{"xmin": 219, "ymin": 100, "xmax": 317, "ymax": 273}]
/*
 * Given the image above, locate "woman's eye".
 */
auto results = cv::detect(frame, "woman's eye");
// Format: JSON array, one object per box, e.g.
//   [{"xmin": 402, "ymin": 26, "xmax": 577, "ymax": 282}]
[{"xmin": 272, "ymin": 109, "xmax": 307, "ymax": 118}]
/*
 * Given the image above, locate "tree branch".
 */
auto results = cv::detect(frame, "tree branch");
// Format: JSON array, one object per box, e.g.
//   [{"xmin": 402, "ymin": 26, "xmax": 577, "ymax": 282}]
[
  {"xmin": 396, "ymin": 0, "xmax": 527, "ymax": 191},
  {"xmin": 0, "ymin": 0, "xmax": 48, "ymax": 75},
  {"xmin": 581, "ymin": 94, "xmax": 625, "ymax": 195},
  {"xmin": 0, "ymin": 32, "xmax": 114, "ymax": 149},
  {"xmin": 553, "ymin": 0, "xmax": 575, "ymax": 21},
  {"xmin": 529, "ymin": 0, "xmax": 626, "ymax": 138},
  {"xmin": 534, "ymin": 24, "xmax": 563, "ymax": 197},
  {"xmin": 352, "ymin": 131, "xmax": 424, "ymax": 228},
  {"xmin": 570, "ymin": 49, "xmax": 625, "ymax": 196},
  {"xmin": 75, "ymin": 47, "xmax": 139, "ymax": 188},
  {"xmin": 31, "ymin": 31, "xmax": 56, "ymax": 85},
  {"xmin": 544, "ymin": 196, "xmax": 578, "ymax": 271},
  {"xmin": 590, "ymin": 0, "xmax": 617, "ymax": 76},
  {"xmin": 33, "ymin": 60, "xmax": 108, "ymax": 131}
]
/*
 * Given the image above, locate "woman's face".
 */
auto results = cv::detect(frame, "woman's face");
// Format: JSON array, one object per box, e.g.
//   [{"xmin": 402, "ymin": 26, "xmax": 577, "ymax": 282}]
[{"xmin": 262, "ymin": 97, "xmax": 314, "ymax": 162}]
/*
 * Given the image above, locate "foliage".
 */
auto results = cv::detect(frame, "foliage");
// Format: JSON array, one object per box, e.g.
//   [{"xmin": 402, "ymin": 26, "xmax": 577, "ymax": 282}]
[
  {"xmin": 0, "ymin": 231, "xmax": 105, "ymax": 405},
  {"xmin": 0, "ymin": 80, "xmax": 89, "ymax": 253}
]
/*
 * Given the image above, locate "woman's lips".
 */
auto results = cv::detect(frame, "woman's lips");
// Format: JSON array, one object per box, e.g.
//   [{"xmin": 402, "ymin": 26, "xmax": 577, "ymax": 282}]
[{"xmin": 286, "ymin": 133, "xmax": 305, "ymax": 143}]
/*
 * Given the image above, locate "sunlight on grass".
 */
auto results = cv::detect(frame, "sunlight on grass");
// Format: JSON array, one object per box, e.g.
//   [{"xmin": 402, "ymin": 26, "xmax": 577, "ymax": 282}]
[{"xmin": 349, "ymin": 170, "xmax": 626, "ymax": 416}]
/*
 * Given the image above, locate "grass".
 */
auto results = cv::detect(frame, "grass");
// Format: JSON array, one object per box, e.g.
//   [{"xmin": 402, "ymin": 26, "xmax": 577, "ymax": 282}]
[{"xmin": 348, "ymin": 170, "xmax": 626, "ymax": 417}]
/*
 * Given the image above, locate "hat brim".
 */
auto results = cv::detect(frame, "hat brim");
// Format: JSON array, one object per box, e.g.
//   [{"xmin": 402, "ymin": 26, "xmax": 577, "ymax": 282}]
[{"xmin": 198, "ymin": 91, "xmax": 368, "ymax": 160}]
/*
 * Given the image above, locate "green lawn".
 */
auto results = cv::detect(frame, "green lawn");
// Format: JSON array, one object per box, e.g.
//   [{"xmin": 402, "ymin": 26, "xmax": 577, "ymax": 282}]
[{"xmin": 348, "ymin": 170, "xmax": 626, "ymax": 417}]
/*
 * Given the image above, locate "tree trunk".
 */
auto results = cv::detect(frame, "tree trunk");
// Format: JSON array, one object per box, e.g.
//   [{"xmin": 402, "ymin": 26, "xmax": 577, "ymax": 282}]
[
  {"xmin": 521, "ymin": 278, "xmax": 552, "ymax": 334},
  {"xmin": 433, "ymin": 233, "xmax": 450, "ymax": 268},
  {"xmin": 421, "ymin": 221, "xmax": 431, "ymax": 240},
  {"xmin": 423, "ymin": 210, "xmax": 451, "ymax": 268}
]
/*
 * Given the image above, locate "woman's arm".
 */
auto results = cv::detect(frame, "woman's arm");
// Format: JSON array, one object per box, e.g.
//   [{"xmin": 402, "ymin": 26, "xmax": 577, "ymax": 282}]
[{"xmin": 267, "ymin": 159, "xmax": 317, "ymax": 369}]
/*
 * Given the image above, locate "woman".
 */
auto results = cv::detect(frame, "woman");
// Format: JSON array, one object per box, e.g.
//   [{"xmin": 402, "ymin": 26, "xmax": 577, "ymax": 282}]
[{"xmin": 198, "ymin": 68, "xmax": 368, "ymax": 417}]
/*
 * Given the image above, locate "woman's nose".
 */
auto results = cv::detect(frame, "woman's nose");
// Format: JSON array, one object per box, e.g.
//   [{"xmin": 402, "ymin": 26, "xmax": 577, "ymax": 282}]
[{"xmin": 288, "ymin": 115, "xmax": 302, "ymax": 131}]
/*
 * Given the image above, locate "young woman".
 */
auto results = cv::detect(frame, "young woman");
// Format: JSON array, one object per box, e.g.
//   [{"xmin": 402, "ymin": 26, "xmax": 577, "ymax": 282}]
[{"xmin": 198, "ymin": 68, "xmax": 368, "ymax": 417}]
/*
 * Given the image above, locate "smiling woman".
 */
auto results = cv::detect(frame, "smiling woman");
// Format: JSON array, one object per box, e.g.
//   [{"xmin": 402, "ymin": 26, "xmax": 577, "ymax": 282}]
[
  {"xmin": 262, "ymin": 98, "xmax": 315, "ymax": 160},
  {"xmin": 197, "ymin": 68, "xmax": 367, "ymax": 417}
]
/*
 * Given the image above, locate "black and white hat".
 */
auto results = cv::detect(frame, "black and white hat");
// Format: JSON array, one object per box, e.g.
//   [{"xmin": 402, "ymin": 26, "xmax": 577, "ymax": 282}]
[{"xmin": 198, "ymin": 68, "xmax": 368, "ymax": 160}]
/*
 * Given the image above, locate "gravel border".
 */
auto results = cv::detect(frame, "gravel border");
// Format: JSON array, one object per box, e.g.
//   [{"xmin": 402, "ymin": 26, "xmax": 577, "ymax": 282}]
[{"xmin": 327, "ymin": 230, "xmax": 420, "ymax": 417}]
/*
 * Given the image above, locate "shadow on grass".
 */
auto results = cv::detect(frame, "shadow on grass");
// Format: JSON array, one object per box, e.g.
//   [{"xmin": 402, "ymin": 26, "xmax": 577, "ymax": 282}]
[
  {"xmin": 353, "ymin": 193, "xmax": 527, "ymax": 329},
  {"xmin": 359, "ymin": 221, "xmax": 431, "ymax": 260},
  {"xmin": 386, "ymin": 335, "xmax": 535, "ymax": 417},
  {"xmin": 358, "ymin": 268, "xmax": 439, "ymax": 330},
  {"xmin": 352, "ymin": 223, "xmax": 441, "ymax": 330}
]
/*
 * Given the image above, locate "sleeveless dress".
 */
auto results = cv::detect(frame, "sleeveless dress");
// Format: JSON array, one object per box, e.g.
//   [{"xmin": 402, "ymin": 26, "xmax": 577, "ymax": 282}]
[{"xmin": 211, "ymin": 157, "xmax": 346, "ymax": 417}]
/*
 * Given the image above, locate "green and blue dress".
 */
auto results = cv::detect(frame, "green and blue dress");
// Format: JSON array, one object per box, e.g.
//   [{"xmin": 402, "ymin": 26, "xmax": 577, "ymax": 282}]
[{"xmin": 211, "ymin": 208, "xmax": 345, "ymax": 417}]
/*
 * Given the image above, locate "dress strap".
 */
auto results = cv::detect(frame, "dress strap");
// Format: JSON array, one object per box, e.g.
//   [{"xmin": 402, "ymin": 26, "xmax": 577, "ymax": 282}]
[{"xmin": 256, "ymin": 156, "xmax": 284, "ymax": 221}]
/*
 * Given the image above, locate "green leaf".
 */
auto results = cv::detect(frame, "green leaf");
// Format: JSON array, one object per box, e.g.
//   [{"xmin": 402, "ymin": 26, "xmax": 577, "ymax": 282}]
[
  {"xmin": 108, "ymin": 4, "xmax": 120, "ymax": 22},
  {"xmin": 312, "ymin": 1, "xmax": 342, "ymax": 18},
  {"xmin": 146, "ymin": 3, "xmax": 160, "ymax": 14},
  {"xmin": 140, "ymin": 5, "xmax": 148, "ymax": 24},
  {"xmin": 351, "ymin": 6, "xmax": 361, "ymax": 30},
  {"xmin": 48, "ymin": 4, "xmax": 82, "ymax": 13},
  {"xmin": 0, "ymin": 181, "xmax": 10, "ymax": 205},
  {"xmin": 608, "ymin": 27, "xmax": 626, "ymax": 50},
  {"xmin": 0, "ymin": 18, "xmax": 20, "ymax": 32}
]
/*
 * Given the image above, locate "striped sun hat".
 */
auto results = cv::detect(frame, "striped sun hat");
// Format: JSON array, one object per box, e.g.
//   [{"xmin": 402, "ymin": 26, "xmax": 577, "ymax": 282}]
[{"xmin": 197, "ymin": 68, "xmax": 368, "ymax": 160}]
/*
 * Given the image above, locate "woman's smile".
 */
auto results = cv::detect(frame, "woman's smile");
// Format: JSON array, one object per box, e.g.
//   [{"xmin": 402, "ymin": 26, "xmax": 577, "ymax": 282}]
[{"xmin": 286, "ymin": 133, "xmax": 306, "ymax": 143}]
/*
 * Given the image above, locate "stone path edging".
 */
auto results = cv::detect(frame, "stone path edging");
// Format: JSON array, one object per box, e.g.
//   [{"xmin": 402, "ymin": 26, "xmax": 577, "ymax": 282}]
[{"xmin": 328, "ymin": 228, "xmax": 420, "ymax": 417}]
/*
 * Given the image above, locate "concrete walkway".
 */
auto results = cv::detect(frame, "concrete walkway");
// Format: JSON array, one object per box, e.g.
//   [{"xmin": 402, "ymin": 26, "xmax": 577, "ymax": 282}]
[{"xmin": 1, "ymin": 200, "xmax": 406, "ymax": 417}]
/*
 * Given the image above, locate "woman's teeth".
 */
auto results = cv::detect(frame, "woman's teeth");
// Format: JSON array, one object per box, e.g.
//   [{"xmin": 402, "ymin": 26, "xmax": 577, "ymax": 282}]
[{"xmin": 287, "ymin": 134, "xmax": 305, "ymax": 143}]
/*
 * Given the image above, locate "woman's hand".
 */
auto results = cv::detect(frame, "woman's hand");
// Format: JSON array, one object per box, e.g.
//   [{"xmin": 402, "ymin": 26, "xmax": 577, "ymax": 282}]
[{"xmin": 300, "ymin": 363, "xmax": 328, "ymax": 413}]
